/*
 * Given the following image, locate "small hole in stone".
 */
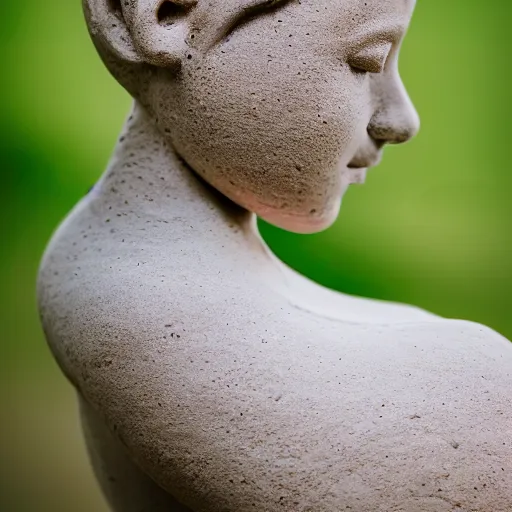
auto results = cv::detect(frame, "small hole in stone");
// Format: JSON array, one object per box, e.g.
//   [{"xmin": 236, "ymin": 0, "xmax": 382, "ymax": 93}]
[
  {"xmin": 107, "ymin": 0, "xmax": 122, "ymax": 15},
  {"xmin": 157, "ymin": 1, "xmax": 190, "ymax": 25}
]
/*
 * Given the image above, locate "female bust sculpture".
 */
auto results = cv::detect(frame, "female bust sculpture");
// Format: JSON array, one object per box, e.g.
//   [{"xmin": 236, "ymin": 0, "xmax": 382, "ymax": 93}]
[{"xmin": 38, "ymin": 0, "xmax": 512, "ymax": 510}]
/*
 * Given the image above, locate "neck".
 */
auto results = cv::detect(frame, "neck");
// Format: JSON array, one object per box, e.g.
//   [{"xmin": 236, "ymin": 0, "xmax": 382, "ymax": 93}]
[
  {"xmin": 94, "ymin": 101, "xmax": 288, "ymax": 281},
  {"xmin": 87, "ymin": 103, "xmax": 422, "ymax": 324},
  {"xmin": 97, "ymin": 102, "xmax": 252, "ymax": 231}
]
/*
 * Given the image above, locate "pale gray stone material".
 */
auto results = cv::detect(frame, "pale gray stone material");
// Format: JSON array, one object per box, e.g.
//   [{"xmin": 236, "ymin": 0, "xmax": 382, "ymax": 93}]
[{"xmin": 38, "ymin": 1, "xmax": 512, "ymax": 510}]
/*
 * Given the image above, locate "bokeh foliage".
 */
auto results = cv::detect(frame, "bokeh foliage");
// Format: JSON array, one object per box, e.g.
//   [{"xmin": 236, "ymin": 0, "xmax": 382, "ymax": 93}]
[{"xmin": 1, "ymin": 1, "xmax": 510, "ymax": 510}]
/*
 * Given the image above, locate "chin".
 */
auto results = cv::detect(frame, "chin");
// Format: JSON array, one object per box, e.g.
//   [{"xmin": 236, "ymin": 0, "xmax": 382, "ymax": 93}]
[
  {"xmin": 258, "ymin": 200, "xmax": 342, "ymax": 234},
  {"xmin": 217, "ymin": 182, "xmax": 343, "ymax": 234}
]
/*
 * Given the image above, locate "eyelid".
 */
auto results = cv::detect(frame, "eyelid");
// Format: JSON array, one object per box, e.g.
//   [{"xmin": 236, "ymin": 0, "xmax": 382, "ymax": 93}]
[{"xmin": 348, "ymin": 41, "xmax": 392, "ymax": 74}]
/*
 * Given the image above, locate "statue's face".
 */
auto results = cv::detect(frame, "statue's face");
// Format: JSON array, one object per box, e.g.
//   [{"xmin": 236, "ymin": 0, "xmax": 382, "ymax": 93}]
[{"xmin": 146, "ymin": 0, "xmax": 419, "ymax": 233}]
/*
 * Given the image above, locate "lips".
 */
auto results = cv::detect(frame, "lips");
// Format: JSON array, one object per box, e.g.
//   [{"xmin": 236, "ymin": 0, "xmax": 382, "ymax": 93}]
[
  {"xmin": 345, "ymin": 150, "xmax": 382, "ymax": 185},
  {"xmin": 347, "ymin": 146, "xmax": 383, "ymax": 170},
  {"xmin": 347, "ymin": 154, "xmax": 382, "ymax": 169},
  {"xmin": 348, "ymin": 168, "xmax": 367, "ymax": 184}
]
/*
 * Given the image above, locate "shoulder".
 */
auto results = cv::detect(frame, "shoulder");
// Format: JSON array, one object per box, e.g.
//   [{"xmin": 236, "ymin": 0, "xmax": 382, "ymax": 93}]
[
  {"xmin": 40, "ymin": 260, "xmax": 512, "ymax": 512},
  {"xmin": 394, "ymin": 317, "xmax": 511, "ymax": 353}
]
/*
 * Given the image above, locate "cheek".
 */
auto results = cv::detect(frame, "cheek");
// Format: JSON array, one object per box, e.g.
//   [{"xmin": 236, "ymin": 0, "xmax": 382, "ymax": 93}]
[{"xmin": 151, "ymin": 52, "xmax": 366, "ymax": 233}]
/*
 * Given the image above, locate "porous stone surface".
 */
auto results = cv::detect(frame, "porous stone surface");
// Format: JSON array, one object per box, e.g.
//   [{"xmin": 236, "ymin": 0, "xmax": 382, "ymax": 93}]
[
  {"xmin": 38, "ymin": 0, "xmax": 512, "ymax": 510},
  {"xmin": 86, "ymin": 0, "xmax": 419, "ymax": 233}
]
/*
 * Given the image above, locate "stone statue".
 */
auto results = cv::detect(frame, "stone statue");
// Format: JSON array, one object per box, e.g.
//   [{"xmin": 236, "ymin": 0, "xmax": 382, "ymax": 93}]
[{"xmin": 38, "ymin": 0, "xmax": 512, "ymax": 510}]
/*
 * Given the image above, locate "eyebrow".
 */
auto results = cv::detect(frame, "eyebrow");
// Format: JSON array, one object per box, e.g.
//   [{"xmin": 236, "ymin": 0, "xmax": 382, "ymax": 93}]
[{"xmin": 218, "ymin": 0, "xmax": 293, "ymax": 43}]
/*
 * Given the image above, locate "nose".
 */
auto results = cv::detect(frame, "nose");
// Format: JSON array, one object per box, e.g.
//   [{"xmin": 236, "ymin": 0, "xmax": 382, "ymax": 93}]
[{"xmin": 367, "ymin": 74, "xmax": 420, "ymax": 145}]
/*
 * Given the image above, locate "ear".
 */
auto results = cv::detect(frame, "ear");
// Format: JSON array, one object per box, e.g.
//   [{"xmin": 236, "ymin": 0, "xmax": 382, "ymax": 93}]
[
  {"xmin": 84, "ymin": 0, "xmax": 142, "ymax": 64},
  {"xmin": 84, "ymin": 0, "xmax": 197, "ymax": 68}
]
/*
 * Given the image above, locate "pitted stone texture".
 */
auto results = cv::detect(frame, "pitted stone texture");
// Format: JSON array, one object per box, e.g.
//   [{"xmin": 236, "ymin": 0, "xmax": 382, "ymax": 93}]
[
  {"xmin": 38, "ymin": 0, "xmax": 512, "ymax": 510},
  {"xmin": 84, "ymin": 0, "xmax": 419, "ymax": 233},
  {"xmin": 39, "ymin": 107, "xmax": 512, "ymax": 511}
]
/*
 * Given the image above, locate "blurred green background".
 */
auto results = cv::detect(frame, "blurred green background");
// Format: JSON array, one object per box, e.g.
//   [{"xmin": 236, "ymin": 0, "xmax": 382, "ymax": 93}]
[{"xmin": 1, "ymin": 1, "xmax": 510, "ymax": 510}]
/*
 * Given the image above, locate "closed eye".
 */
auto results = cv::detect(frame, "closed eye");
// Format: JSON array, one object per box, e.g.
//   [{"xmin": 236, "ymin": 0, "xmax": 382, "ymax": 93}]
[{"xmin": 348, "ymin": 41, "xmax": 392, "ymax": 74}]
